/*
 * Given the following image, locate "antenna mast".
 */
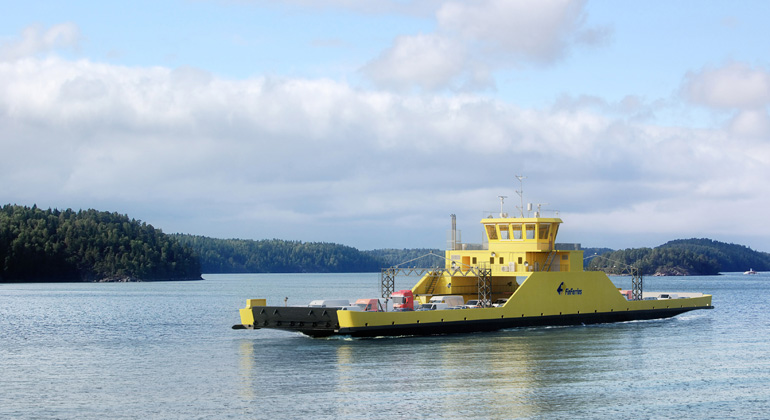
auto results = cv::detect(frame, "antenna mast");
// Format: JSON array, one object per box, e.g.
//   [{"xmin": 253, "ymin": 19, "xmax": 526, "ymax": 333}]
[
  {"xmin": 498, "ymin": 196, "xmax": 507, "ymax": 218},
  {"xmin": 515, "ymin": 175, "xmax": 526, "ymax": 217}
]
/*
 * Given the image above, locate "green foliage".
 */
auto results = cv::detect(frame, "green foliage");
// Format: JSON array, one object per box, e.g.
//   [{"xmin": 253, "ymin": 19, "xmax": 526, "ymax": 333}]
[
  {"xmin": 581, "ymin": 247, "xmax": 614, "ymax": 257},
  {"xmin": 0, "ymin": 205, "xmax": 201, "ymax": 282},
  {"xmin": 586, "ymin": 238, "xmax": 770, "ymax": 275},
  {"xmin": 659, "ymin": 238, "xmax": 770, "ymax": 272},
  {"xmin": 173, "ymin": 234, "xmax": 384, "ymax": 273},
  {"xmin": 8, "ymin": 202, "xmax": 768, "ymax": 279},
  {"xmin": 173, "ymin": 234, "xmax": 445, "ymax": 273}
]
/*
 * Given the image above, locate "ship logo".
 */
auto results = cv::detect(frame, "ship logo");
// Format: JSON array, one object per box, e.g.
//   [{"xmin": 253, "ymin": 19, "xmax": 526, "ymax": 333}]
[{"xmin": 557, "ymin": 282, "xmax": 582, "ymax": 296}]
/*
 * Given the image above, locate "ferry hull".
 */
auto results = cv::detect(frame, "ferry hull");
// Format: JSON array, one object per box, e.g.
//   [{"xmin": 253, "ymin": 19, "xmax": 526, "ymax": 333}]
[
  {"xmin": 336, "ymin": 306, "xmax": 712, "ymax": 338},
  {"xmin": 235, "ymin": 304, "xmax": 713, "ymax": 338}
]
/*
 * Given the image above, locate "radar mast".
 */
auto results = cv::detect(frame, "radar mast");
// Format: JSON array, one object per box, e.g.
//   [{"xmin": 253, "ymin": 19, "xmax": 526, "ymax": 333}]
[{"xmin": 515, "ymin": 175, "xmax": 526, "ymax": 217}]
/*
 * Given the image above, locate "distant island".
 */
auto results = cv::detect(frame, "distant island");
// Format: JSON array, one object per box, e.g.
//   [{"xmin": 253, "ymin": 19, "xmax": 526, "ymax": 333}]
[
  {"xmin": 0, "ymin": 205, "xmax": 201, "ymax": 282},
  {"xmin": 179, "ymin": 235, "xmax": 770, "ymax": 277},
  {"xmin": 2, "ymin": 204, "xmax": 768, "ymax": 282},
  {"xmin": 586, "ymin": 238, "xmax": 770, "ymax": 276}
]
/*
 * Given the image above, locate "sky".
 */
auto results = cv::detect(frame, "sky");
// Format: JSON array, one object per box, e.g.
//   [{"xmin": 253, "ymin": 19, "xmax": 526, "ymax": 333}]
[{"xmin": 2, "ymin": 0, "xmax": 770, "ymax": 252}]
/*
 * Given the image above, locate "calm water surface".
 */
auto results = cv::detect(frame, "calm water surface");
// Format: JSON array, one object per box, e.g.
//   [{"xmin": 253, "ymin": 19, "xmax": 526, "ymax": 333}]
[{"xmin": 1, "ymin": 273, "xmax": 768, "ymax": 419}]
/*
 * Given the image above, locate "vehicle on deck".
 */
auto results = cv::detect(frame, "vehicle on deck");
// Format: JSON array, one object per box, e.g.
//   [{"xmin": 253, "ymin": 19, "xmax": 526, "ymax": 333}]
[
  {"xmin": 464, "ymin": 300, "xmax": 481, "ymax": 308},
  {"xmin": 391, "ymin": 290, "xmax": 415, "ymax": 311},
  {"xmin": 429, "ymin": 295, "xmax": 464, "ymax": 307},
  {"xmin": 491, "ymin": 298, "xmax": 508, "ymax": 307},
  {"xmin": 354, "ymin": 298, "xmax": 383, "ymax": 312},
  {"xmin": 416, "ymin": 302, "xmax": 449, "ymax": 311}
]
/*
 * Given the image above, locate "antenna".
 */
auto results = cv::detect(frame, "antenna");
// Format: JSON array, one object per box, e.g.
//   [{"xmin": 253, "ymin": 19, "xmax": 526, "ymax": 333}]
[
  {"xmin": 498, "ymin": 196, "xmax": 507, "ymax": 218},
  {"xmin": 515, "ymin": 175, "xmax": 526, "ymax": 217}
]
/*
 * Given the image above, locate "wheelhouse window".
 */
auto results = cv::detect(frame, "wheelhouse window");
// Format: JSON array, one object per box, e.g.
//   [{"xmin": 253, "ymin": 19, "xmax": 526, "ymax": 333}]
[
  {"xmin": 539, "ymin": 223, "xmax": 550, "ymax": 240},
  {"xmin": 485, "ymin": 224, "xmax": 498, "ymax": 240},
  {"xmin": 499, "ymin": 224, "xmax": 510, "ymax": 240},
  {"xmin": 511, "ymin": 224, "xmax": 523, "ymax": 240},
  {"xmin": 525, "ymin": 224, "xmax": 535, "ymax": 240}
]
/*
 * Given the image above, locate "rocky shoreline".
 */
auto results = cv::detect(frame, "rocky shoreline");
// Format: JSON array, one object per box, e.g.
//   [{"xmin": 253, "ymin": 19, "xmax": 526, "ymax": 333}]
[
  {"xmin": 94, "ymin": 276, "xmax": 203, "ymax": 282},
  {"xmin": 653, "ymin": 266, "xmax": 692, "ymax": 276}
]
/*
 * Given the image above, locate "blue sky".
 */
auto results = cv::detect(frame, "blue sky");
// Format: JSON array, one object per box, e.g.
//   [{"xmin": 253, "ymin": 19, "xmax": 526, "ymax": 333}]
[{"xmin": 2, "ymin": 0, "xmax": 770, "ymax": 252}]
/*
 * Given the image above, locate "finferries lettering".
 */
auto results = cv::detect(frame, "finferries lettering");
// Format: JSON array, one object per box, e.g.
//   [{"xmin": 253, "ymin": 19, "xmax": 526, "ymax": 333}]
[{"xmin": 557, "ymin": 282, "xmax": 582, "ymax": 296}]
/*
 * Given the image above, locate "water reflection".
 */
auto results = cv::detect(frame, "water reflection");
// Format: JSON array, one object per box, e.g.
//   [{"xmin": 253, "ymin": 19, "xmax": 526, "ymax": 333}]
[
  {"xmin": 234, "ymin": 322, "xmax": 683, "ymax": 419},
  {"xmin": 237, "ymin": 339, "xmax": 256, "ymax": 401}
]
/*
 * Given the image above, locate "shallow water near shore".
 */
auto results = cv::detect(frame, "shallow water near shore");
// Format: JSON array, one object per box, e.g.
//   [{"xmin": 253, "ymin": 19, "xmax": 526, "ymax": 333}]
[{"xmin": 1, "ymin": 272, "xmax": 768, "ymax": 419}]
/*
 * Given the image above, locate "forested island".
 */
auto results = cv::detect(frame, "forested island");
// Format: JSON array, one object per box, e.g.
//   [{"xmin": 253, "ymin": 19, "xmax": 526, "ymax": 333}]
[
  {"xmin": 587, "ymin": 238, "xmax": 770, "ymax": 276},
  {"xmin": 178, "ymin": 235, "xmax": 770, "ymax": 276},
  {"xmin": 3, "ymin": 204, "xmax": 769, "ymax": 281},
  {"xmin": 0, "ymin": 205, "xmax": 201, "ymax": 282}
]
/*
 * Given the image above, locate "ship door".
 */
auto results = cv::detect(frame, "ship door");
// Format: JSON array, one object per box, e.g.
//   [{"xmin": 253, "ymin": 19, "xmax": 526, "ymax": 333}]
[{"xmin": 462, "ymin": 256, "xmax": 471, "ymax": 269}]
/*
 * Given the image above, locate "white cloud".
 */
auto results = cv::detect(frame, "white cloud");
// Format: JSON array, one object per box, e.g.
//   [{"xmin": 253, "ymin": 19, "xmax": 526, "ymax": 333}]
[
  {"xmin": 0, "ymin": 23, "xmax": 81, "ymax": 61},
  {"xmin": 680, "ymin": 62, "xmax": 770, "ymax": 140},
  {"xmin": 361, "ymin": 33, "xmax": 470, "ymax": 91},
  {"xmin": 682, "ymin": 62, "xmax": 770, "ymax": 110},
  {"xmin": 362, "ymin": 0, "xmax": 610, "ymax": 91},
  {"xmin": 729, "ymin": 109, "xmax": 770, "ymax": 139},
  {"xmin": 436, "ymin": 0, "xmax": 600, "ymax": 63},
  {"xmin": 2, "ymin": 49, "xmax": 770, "ymax": 249}
]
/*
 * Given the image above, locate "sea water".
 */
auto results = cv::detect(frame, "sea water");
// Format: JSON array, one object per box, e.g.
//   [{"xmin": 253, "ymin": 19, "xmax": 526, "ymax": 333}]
[{"xmin": 1, "ymin": 273, "xmax": 768, "ymax": 419}]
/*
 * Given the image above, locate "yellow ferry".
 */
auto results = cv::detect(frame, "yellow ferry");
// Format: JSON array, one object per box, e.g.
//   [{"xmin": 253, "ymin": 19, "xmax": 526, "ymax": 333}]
[{"xmin": 234, "ymin": 198, "xmax": 713, "ymax": 338}]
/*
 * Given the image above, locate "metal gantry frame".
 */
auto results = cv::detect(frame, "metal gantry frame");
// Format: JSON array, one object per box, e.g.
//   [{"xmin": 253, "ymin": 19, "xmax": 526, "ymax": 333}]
[
  {"xmin": 380, "ymin": 267, "xmax": 397, "ymax": 299},
  {"xmin": 379, "ymin": 266, "xmax": 442, "ymax": 299},
  {"xmin": 631, "ymin": 267, "xmax": 643, "ymax": 301},
  {"xmin": 379, "ymin": 263, "xmax": 494, "ymax": 307},
  {"xmin": 475, "ymin": 265, "xmax": 492, "ymax": 307}
]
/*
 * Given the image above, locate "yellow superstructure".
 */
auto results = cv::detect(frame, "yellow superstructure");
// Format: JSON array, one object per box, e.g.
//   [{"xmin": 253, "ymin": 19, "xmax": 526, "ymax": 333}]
[{"xmin": 411, "ymin": 216, "xmax": 578, "ymax": 305}]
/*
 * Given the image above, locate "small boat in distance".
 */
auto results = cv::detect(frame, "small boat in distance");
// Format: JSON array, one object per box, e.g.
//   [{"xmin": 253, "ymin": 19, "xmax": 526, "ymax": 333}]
[
  {"xmin": 233, "ymin": 191, "xmax": 714, "ymax": 338},
  {"xmin": 744, "ymin": 268, "xmax": 758, "ymax": 275}
]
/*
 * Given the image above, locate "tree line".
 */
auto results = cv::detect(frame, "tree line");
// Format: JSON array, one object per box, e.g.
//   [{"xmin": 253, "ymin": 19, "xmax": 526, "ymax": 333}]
[
  {"xmin": 586, "ymin": 238, "xmax": 770, "ymax": 275},
  {"xmin": 0, "ymin": 205, "xmax": 201, "ymax": 282},
  {"xmin": 0, "ymin": 203, "xmax": 445, "ymax": 282},
  {"xmin": 172, "ymin": 234, "xmax": 386, "ymax": 273},
  {"xmin": 172, "ymin": 234, "xmax": 444, "ymax": 273},
  {"xmin": 4, "ymin": 203, "xmax": 768, "ymax": 281}
]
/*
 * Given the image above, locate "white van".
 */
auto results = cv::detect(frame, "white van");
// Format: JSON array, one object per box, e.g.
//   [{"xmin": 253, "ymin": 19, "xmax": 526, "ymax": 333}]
[{"xmin": 429, "ymin": 295, "xmax": 464, "ymax": 307}]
